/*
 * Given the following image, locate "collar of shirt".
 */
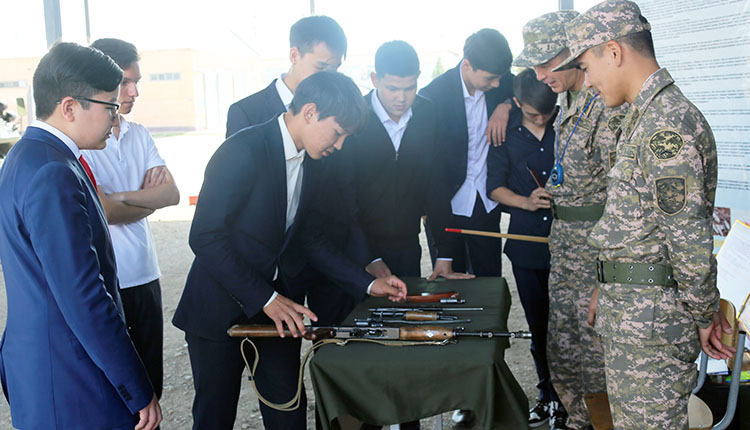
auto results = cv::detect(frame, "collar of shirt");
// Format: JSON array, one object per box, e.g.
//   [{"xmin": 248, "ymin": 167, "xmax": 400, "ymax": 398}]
[
  {"xmin": 371, "ymin": 89, "xmax": 413, "ymax": 129},
  {"xmin": 459, "ymin": 66, "xmax": 484, "ymax": 102},
  {"xmin": 620, "ymin": 68, "xmax": 672, "ymax": 141},
  {"xmin": 277, "ymin": 114, "xmax": 305, "ymax": 162},
  {"xmin": 30, "ymin": 119, "xmax": 81, "ymax": 159},
  {"xmin": 275, "ymin": 74, "xmax": 294, "ymax": 110}
]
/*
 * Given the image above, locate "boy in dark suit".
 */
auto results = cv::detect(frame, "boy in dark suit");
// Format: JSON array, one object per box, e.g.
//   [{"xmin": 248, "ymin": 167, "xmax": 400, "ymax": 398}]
[
  {"xmin": 226, "ymin": 15, "xmax": 378, "ymax": 327},
  {"xmin": 351, "ymin": 40, "xmax": 474, "ymax": 282},
  {"xmin": 0, "ymin": 42, "xmax": 161, "ymax": 430},
  {"xmin": 173, "ymin": 71, "xmax": 407, "ymax": 430},
  {"xmin": 419, "ymin": 29, "xmax": 514, "ymax": 280}
]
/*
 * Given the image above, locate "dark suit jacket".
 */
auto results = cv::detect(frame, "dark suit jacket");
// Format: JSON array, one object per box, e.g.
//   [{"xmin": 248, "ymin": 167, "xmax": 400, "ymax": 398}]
[
  {"xmin": 0, "ymin": 126, "xmax": 153, "ymax": 429},
  {"xmin": 173, "ymin": 117, "xmax": 374, "ymax": 340},
  {"xmin": 226, "ymin": 79, "xmax": 285, "ymax": 138},
  {"xmin": 226, "ymin": 79, "xmax": 371, "ymax": 266},
  {"xmin": 350, "ymin": 92, "xmax": 454, "ymax": 258},
  {"xmin": 419, "ymin": 64, "xmax": 514, "ymax": 199}
]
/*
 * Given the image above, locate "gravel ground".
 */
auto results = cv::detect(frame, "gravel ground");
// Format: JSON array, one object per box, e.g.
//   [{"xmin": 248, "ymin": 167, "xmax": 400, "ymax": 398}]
[{"xmin": 0, "ymin": 131, "xmax": 544, "ymax": 429}]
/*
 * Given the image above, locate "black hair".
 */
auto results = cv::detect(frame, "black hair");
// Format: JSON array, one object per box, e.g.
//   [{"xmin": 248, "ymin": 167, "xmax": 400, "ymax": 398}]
[
  {"xmin": 463, "ymin": 29, "xmax": 512, "ymax": 75},
  {"xmin": 290, "ymin": 15, "xmax": 347, "ymax": 58},
  {"xmin": 619, "ymin": 30, "xmax": 655, "ymax": 60},
  {"xmin": 513, "ymin": 68, "xmax": 557, "ymax": 115},
  {"xmin": 289, "ymin": 71, "xmax": 366, "ymax": 133},
  {"xmin": 33, "ymin": 42, "xmax": 123, "ymax": 119},
  {"xmin": 90, "ymin": 38, "xmax": 140, "ymax": 69},
  {"xmin": 374, "ymin": 40, "xmax": 420, "ymax": 78}
]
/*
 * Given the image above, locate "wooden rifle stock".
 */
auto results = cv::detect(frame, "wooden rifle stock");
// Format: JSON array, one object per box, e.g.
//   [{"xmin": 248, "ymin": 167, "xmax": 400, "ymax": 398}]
[{"xmin": 227, "ymin": 325, "xmax": 334, "ymax": 341}]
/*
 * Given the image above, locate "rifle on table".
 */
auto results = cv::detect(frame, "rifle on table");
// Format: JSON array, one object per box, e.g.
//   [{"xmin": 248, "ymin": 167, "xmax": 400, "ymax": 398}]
[
  {"xmin": 369, "ymin": 306, "xmax": 484, "ymax": 312},
  {"xmin": 227, "ymin": 324, "xmax": 532, "ymax": 342},
  {"xmin": 353, "ymin": 311, "xmax": 471, "ymax": 326},
  {"xmin": 405, "ymin": 291, "xmax": 465, "ymax": 304}
]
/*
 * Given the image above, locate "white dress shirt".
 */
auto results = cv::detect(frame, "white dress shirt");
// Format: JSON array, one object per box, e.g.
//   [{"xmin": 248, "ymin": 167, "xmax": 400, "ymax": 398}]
[
  {"xmin": 451, "ymin": 68, "xmax": 498, "ymax": 217},
  {"xmin": 30, "ymin": 120, "xmax": 81, "ymax": 159},
  {"xmin": 371, "ymin": 89, "xmax": 412, "ymax": 152},
  {"xmin": 265, "ymin": 114, "xmax": 306, "ymax": 307},
  {"xmin": 275, "ymin": 74, "xmax": 294, "ymax": 110}
]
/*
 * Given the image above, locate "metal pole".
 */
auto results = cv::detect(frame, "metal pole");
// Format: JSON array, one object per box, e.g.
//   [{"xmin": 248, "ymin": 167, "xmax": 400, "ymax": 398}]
[
  {"xmin": 559, "ymin": 0, "xmax": 574, "ymax": 10},
  {"xmin": 84, "ymin": 0, "xmax": 91, "ymax": 44},
  {"xmin": 43, "ymin": 0, "xmax": 63, "ymax": 48},
  {"xmin": 310, "ymin": 0, "xmax": 315, "ymax": 15}
]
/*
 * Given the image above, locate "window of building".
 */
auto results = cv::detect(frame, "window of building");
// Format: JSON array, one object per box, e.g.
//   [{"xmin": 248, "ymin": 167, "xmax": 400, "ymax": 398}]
[{"xmin": 150, "ymin": 72, "xmax": 182, "ymax": 81}]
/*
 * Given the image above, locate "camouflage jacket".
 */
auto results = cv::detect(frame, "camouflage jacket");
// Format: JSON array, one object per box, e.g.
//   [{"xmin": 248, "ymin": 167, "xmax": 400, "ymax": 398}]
[
  {"xmin": 589, "ymin": 68, "xmax": 719, "ymax": 330},
  {"xmin": 546, "ymin": 87, "xmax": 627, "ymax": 207}
]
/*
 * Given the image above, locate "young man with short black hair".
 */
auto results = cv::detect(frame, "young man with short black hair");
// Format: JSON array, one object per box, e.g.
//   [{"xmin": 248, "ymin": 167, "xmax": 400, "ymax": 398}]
[
  {"xmin": 173, "ymin": 71, "xmax": 407, "ymax": 430},
  {"xmin": 420, "ymin": 28, "xmax": 515, "ymax": 281},
  {"xmin": 83, "ymin": 38, "xmax": 180, "ymax": 402},
  {"xmin": 351, "ymin": 40, "xmax": 472, "ymax": 285},
  {"xmin": 0, "ymin": 41, "xmax": 161, "ymax": 430},
  {"xmin": 226, "ymin": 15, "xmax": 377, "ymax": 327}
]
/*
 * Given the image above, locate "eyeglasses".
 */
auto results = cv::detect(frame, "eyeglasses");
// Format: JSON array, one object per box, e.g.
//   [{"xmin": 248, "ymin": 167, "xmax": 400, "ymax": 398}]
[{"xmin": 72, "ymin": 96, "xmax": 120, "ymax": 119}]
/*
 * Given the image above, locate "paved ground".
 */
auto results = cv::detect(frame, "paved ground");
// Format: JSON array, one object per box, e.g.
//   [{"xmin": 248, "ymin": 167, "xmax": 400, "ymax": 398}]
[{"xmin": 0, "ymin": 131, "xmax": 546, "ymax": 429}]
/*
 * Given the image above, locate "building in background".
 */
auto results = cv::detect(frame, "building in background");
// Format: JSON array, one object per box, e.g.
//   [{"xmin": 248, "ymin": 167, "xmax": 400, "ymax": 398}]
[{"xmin": 0, "ymin": 48, "xmax": 459, "ymax": 134}]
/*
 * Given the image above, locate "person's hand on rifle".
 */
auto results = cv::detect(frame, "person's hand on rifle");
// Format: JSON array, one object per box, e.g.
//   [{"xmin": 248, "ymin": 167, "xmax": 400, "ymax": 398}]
[
  {"xmin": 369, "ymin": 275, "xmax": 408, "ymax": 302},
  {"xmin": 263, "ymin": 294, "xmax": 318, "ymax": 337},
  {"xmin": 426, "ymin": 259, "xmax": 475, "ymax": 281}
]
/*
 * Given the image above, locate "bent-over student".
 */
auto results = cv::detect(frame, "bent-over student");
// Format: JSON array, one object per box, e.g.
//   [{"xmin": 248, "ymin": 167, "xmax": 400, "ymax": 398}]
[{"xmin": 173, "ymin": 71, "xmax": 407, "ymax": 430}]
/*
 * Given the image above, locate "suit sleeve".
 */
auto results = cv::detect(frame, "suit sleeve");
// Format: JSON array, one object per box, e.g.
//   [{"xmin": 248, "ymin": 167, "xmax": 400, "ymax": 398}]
[
  {"xmin": 302, "ymin": 224, "xmax": 374, "ymax": 300},
  {"xmin": 301, "ymin": 171, "xmax": 373, "ymax": 299},
  {"xmin": 424, "ymin": 122, "xmax": 457, "ymax": 260},
  {"xmin": 188, "ymin": 137, "xmax": 276, "ymax": 318},
  {"xmin": 333, "ymin": 143, "xmax": 374, "ymax": 266},
  {"xmin": 22, "ymin": 163, "xmax": 153, "ymax": 414}
]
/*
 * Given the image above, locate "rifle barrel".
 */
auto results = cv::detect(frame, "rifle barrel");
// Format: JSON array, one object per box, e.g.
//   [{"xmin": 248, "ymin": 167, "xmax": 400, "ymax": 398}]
[{"xmin": 459, "ymin": 331, "xmax": 532, "ymax": 339}]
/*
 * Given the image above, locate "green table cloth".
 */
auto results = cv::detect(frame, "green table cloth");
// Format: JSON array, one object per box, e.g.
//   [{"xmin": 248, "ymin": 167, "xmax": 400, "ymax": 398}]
[{"xmin": 309, "ymin": 277, "xmax": 528, "ymax": 429}]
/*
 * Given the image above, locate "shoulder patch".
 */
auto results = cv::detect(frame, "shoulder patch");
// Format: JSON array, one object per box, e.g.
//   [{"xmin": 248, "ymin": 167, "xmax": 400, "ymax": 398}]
[
  {"xmin": 655, "ymin": 177, "xmax": 686, "ymax": 215},
  {"xmin": 607, "ymin": 114, "xmax": 625, "ymax": 134},
  {"xmin": 649, "ymin": 130, "xmax": 684, "ymax": 160}
]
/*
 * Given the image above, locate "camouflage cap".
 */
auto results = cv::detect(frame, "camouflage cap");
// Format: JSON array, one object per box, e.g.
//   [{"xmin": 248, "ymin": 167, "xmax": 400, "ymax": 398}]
[
  {"xmin": 553, "ymin": 0, "xmax": 651, "ymax": 71},
  {"xmin": 513, "ymin": 10, "xmax": 580, "ymax": 68}
]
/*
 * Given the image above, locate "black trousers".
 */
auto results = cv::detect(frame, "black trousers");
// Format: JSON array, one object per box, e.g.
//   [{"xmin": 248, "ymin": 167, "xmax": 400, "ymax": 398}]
[
  {"xmin": 186, "ymin": 331, "xmax": 306, "ymax": 430},
  {"xmin": 440, "ymin": 194, "xmax": 502, "ymax": 276},
  {"xmin": 120, "ymin": 278, "xmax": 163, "ymax": 399},
  {"xmin": 511, "ymin": 266, "xmax": 559, "ymax": 403}
]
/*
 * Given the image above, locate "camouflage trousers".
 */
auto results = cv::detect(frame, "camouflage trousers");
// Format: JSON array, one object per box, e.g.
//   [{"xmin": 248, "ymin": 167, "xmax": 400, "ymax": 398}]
[
  {"xmin": 601, "ymin": 339, "xmax": 699, "ymax": 429},
  {"xmin": 547, "ymin": 219, "xmax": 608, "ymax": 429}
]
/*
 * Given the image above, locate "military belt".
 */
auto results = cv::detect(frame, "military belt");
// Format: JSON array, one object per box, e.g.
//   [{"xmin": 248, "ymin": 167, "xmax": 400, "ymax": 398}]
[
  {"xmin": 596, "ymin": 260, "xmax": 675, "ymax": 287},
  {"xmin": 551, "ymin": 204, "xmax": 605, "ymax": 222}
]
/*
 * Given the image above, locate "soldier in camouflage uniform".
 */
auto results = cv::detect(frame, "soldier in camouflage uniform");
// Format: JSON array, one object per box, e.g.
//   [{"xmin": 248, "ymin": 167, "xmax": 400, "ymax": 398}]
[
  {"xmin": 555, "ymin": 1, "xmax": 735, "ymax": 428},
  {"xmin": 513, "ymin": 11, "xmax": 625, "ymax": 430}
]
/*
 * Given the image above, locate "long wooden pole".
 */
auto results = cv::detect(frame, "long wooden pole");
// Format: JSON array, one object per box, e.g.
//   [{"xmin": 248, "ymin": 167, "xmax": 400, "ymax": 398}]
[{"xmin": 445, "ymin": 228, "xmax": 549, "ymax": 244}]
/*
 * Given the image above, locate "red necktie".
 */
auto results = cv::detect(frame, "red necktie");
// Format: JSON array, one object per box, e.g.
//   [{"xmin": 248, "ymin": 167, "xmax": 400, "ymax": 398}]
[{"xmin": 78, "ymin": 155, "xmax": 98, "ymax": 189}]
